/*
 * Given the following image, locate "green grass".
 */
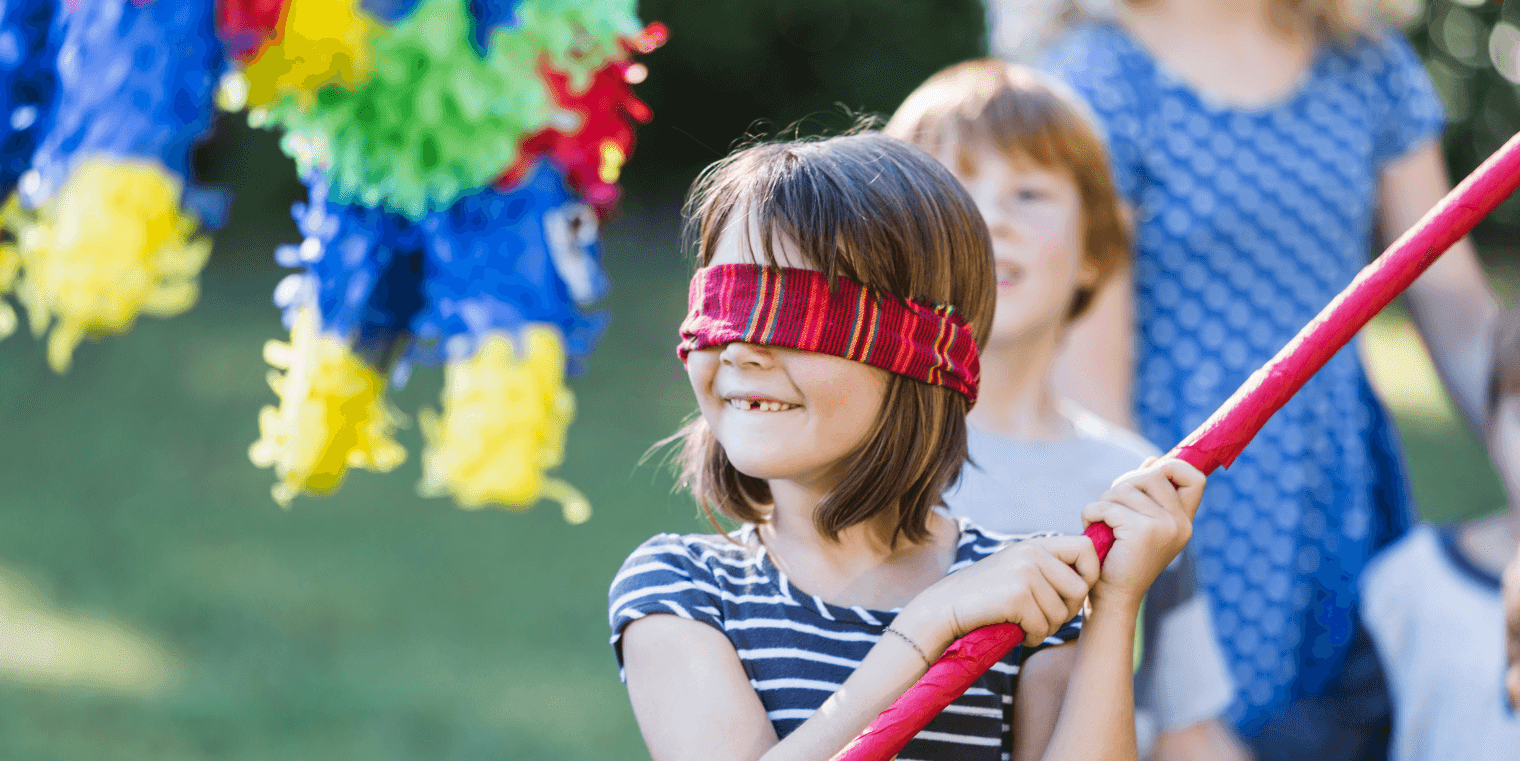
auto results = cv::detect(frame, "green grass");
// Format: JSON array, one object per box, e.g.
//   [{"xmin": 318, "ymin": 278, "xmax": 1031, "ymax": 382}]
[
  {"xmin": 0, "ymin": 208, "xmax": 708, "ymax": 760},
  {"xmin": 0, "ymin": 207, "xmax": 1507, "ymax": 759}
]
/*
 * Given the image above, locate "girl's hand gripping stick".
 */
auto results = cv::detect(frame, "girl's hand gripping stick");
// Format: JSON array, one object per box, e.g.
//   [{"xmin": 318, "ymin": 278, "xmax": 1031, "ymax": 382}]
[{"xmin": 831, "ymin": 130, "xmax": 1520, "ymax": 761}]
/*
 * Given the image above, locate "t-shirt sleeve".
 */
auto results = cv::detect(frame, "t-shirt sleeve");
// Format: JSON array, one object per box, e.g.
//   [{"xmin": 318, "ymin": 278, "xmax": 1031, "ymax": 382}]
[
  {"xmin": 1038, "ymin": 27, "xmax": 1147, "ymax": 207},
  {"xmin": 1368, "ymin": 28, "xmax": 1446, "ymax": 169},
  {"xmin": 1148, "ymin": 594, "xmax": 1235, "ymax": 730},
  {"xmin": 607, "ymin": 534, "xmax": 727, "ymax": 676},
  {"xmin": 1134, "ymin": 550, "xmax": 1235, "ymax": 730}
]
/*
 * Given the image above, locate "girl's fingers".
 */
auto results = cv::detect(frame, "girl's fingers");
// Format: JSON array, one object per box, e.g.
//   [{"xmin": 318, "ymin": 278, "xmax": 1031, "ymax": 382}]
[
  {"xmin": 1040, "ymin": 535, "xmax": 1102, "ymax": 587},
  {"xmin": 1032, "ymin": 548, "xmax": 1092, "ymax": 613},
  {"xmin": 1157, "ymin": 458, "xmax": 1208, "ymax": 517},
  {"xmin": 1019, "ymin": 570, "xmax": 1066, "ymax": 643},
  {"xmin": 1131, "ymin": 471, "xmax": 1186, "ymax": 516},
  {"xmin": 1103, "ymin": 483, "xmax": 1169, "ymax": 522},
  {"xmin": 1157, "ymin": 457, "xmax": 1206, "ymax": 490}
]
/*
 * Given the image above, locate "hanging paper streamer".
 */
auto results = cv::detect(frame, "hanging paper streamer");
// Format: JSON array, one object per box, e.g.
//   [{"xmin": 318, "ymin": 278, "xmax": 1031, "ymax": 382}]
[
  {"xmin": 216, "ymin": 0, "xmax": 289, "ymax": 61},
  {"xmin": 2, "ymin": 159, "xmax": 210, "ymax": 372},
  {"xmin": 412, "ymin": 160, "xmax": 609, "ymax": 368},
  {"xmin": 0, "ymin": 0, "xmax": 58, "ymax": 198},
  {"xmin": 243, "ymin": 0, "xmax": 660, "ymax": 513},
  {"xmin": 259, "ymin": 0, "xmax": 553, "ymax": 218},
  {"xmin": 23, "ymin": 0, "xmax": 219, "ymax": 208},
  {"xmin": 513, "ymin": 0, "xmax": 640, "ymax": 91},
  {"xmin": 235, "ymin": 0, "xmax": 376, "ymax": 110},
  {"xmin": 249, "ymin": 307, "xmax": 408, "ymax": 507},
  {"xmin": 272, "ymin": 174, "xmax": 424, "ymax": 372},
  {"xmin": 499, "ymin": 53, "xmax": 656, "ymax": 214},
  {"xmin": 0, "ymin": 0, "xmax": 220, "ymax": 372},
  {"xmin": 418, "ymin": 327, "xmax": 589, "ymax": 521}
]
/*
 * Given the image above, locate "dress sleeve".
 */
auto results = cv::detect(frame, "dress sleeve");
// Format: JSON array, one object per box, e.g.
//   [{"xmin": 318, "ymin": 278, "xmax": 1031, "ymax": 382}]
[
  {"xmin": 1367, "ymin": 28, "xmax": 1446, "ymax": 169},
  {"xmin": 1038, "ymin": 26, "xmax": 1147, "ymax": 207},
  {"xmin": 608, "ymin": 533, "xmax": 727, "ymax": 676}
]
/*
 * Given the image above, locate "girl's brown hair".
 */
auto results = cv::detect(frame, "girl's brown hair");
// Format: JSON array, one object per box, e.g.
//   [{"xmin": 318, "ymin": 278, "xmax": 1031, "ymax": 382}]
[
  {"xmin": 675, "ymin": 131, "xmax": 995, "ymax": 545},
  {"xmin": 884, "ymin": 60, "xmax": 1128, "ymax": 320}
]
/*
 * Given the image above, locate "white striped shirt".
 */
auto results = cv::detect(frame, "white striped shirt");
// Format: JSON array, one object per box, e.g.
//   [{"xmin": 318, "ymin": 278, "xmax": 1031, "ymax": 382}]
[{"xmin": 608, "ymin": 518, "xmax": 1082, "ymax": 760}]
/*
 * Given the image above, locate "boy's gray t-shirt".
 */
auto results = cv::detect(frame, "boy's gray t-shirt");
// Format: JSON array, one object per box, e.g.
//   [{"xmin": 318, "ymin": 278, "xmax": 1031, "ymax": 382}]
[{"xmin": 942, "ymin": 403, "xmax": 1235, "ymax": 748}]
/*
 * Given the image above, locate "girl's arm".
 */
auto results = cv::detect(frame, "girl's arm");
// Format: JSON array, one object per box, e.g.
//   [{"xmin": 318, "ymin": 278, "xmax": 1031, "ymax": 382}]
[
  {"xmin": 1054, "ymin": 266, "xmax": 1137, "ymax": 430},
  {"xmin": 1380, "ymin": 140, "xmax": 1500, "ymax": 433},
  {"xmin": 1032, "ymin": 460, "xmax": 1207, "ymax": 761},
  {"xmin": 1010, "ymin": 643, "xmax": 1075, "ymax": 761},
  {"xmin": 1036, "ymin": 591, "xmax": 1143, "ymax": 761},
  {"xmin": 622, "ymin": 615, "xmax": 779, "ymax": 760},
  {"xmin": 622, "ymin": 536, "xmax": 1100, "ymax": 761}
]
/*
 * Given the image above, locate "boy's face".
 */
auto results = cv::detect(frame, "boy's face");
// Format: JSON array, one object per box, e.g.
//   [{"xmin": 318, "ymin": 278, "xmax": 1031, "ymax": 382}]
[{"xmin": 943, "ymin": 144, "xmax": 1097, "ymax": 349}]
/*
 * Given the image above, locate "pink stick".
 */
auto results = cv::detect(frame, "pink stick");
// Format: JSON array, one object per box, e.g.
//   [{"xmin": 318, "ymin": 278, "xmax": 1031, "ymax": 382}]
[{"xmin": 832, "ymin": 131, "xmax": 1520, "ymax": 761}]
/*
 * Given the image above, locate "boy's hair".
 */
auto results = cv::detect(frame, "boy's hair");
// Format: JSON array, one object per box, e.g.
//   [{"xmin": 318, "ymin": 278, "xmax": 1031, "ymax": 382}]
[
  {"xmin": 883, "ymin": 59, "xmax": 1127, "ymax": 321},
  {"xmin": 1489, "ymin": 298, "xmax": 1520, "ymax": 415},
  {"xmin": 675, "ymin": 131, "xmax": 995, "ymax": 545}
]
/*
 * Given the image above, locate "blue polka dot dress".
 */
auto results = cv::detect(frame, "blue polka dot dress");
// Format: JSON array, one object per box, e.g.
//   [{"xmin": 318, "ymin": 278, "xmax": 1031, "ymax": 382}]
[{"xmin": 1041, "ymin": 24, "xmax": 1442, "ymax": 740}]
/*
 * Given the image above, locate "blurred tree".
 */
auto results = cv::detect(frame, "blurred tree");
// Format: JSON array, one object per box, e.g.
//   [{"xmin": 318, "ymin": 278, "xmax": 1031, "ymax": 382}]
[
  {"xmin": 1407, "ymin": 0, "xmax": 1520, "ymax": 238},
  {"xmin": 620, "ymin": 0, "xmax": 987, "ymax": 199}
]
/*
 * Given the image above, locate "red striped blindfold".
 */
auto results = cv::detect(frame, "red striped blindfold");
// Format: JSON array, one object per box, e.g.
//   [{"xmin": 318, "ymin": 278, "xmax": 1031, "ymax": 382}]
[{"xmin": 677, "ymin": 264, "xmax": 980, "ymax": 404}]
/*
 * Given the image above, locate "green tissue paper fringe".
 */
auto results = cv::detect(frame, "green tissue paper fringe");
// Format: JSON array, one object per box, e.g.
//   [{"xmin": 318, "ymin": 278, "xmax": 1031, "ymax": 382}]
[
  {"xmin": 514, "ymin": 0, "xmax": 642, "ymax": 91},
  {"xmin": 262, "ymin": 0, "xmax": 551, "ymax": 218},
  {"xmin": 256, "ymin": 0, "xmax": 643, "ymax": 218}
]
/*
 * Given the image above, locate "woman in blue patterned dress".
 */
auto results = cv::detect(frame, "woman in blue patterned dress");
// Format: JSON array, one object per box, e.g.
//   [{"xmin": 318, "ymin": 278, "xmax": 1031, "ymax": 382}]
[{"xmin": 1033, "ymin": 2, "xmax": 1500, "ymax": 759}]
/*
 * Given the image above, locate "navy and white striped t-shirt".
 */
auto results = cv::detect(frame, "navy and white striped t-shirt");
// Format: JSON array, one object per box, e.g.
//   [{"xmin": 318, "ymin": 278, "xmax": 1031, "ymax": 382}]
[{"xmin": 608, "ymin": 517, "xmax": 1083, "ymax": 760}]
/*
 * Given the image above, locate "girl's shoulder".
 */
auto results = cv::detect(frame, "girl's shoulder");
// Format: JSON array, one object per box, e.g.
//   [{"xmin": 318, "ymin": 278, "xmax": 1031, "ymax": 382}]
[
  {"xmin": 607, "ymin": 529, "xmax": 767, "ymax": 668},
  {"xmin": 611, "ymin": 528, "xmax": 762, "ymax": 589}
]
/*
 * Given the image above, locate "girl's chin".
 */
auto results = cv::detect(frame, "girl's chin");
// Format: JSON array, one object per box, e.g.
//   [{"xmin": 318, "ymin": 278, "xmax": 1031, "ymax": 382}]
[{"xmin": 724, "ymin": 452, "xmax": 831, "ymax": 483}]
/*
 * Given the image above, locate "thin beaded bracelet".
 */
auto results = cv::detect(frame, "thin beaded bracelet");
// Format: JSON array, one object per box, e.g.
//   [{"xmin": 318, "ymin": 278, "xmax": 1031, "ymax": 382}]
[{"xmin": 883, "ymin": 626, "xmax": 933, "ymax": 669}]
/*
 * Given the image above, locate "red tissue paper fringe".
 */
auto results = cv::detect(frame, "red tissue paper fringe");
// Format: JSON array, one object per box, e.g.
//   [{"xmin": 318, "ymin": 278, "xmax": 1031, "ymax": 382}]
[{"xmin": 497, "ymin": 22, "xmax": 666, "ymax": 216}]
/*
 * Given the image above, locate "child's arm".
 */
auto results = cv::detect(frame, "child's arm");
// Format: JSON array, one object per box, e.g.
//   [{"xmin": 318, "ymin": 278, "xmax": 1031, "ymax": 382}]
[
  {"xmin": 1379, "ymin": 140, "xmax": 1499, "ymax": 434},
  {"xmin": 621, "ymin": 535, "xmax": 1101, "ymax": 761},
  {"xmin": 1024, "ymin": 459, "xmax": 1209, "ymax": 761},
  {"xmin": 622, "ymin": 615, "xmax": 780, "ymax": 760}
]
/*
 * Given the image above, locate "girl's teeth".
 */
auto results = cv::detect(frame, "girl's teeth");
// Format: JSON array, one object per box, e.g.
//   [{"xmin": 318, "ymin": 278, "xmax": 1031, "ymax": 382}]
[{"xmin": 729, "ymin": 399, "xmax": 794, "ymax": 412}]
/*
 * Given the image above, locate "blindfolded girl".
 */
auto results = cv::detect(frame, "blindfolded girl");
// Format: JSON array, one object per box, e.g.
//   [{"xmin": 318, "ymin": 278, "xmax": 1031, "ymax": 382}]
[{"xmin": 608, "ymin": 130, "xmax": 1207, "ymax": 761}]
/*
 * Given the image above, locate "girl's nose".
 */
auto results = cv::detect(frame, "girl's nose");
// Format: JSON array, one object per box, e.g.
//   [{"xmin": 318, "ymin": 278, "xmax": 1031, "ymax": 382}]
[{"xmin": 719, "ymin": 342, "xmax": 774, "ymax": 369}]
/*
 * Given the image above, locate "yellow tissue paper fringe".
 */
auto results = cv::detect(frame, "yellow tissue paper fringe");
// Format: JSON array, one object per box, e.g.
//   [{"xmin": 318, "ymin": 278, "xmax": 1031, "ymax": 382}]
[
  {"xmin": 418, "ymin": 328, "xmax": 589, "ymax": 523},
  {"xmin": 0, "ymin": 158, "xmax": 210, "ymax": 373},
  {"xmin": 249, "ymin": 308, "xmax": 407, "ymax": 507},
  {"xmin": 236, "ymin": 0, "xmax": 379, "ymax": 111}
]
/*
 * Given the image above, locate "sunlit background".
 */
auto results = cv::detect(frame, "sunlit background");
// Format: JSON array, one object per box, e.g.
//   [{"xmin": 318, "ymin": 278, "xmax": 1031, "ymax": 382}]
[{"xmin": 0, "ymin": 1, "xmax": 1516, "ymax": 758}]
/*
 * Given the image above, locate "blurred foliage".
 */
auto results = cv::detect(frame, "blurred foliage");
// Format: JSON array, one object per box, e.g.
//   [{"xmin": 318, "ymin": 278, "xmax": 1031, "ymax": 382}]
[
  {"xmin": 617, "ymin": 0, "xmax": 986, "ymax": 193},
  {"xmin": 1407, "ymin": 0, "xmax": 1520, "ymax": 238}
]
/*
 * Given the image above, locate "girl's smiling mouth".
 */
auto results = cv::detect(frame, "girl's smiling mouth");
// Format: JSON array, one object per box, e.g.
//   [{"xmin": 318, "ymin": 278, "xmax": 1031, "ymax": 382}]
[{"xmin": 724, "ymin": 395, "xmax": 801, "ymax": 412}]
